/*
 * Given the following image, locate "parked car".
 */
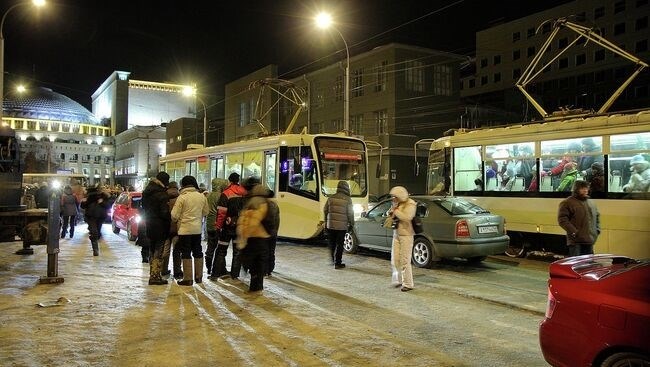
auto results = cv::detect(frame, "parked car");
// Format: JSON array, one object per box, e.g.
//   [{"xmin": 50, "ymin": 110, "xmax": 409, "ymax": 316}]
[
  {"xmin": 368, "ymin": 193, "xmax": 391, "ymax": 210},
  {"xmin": 111, "ymin": 192, "xmax": 142, "ymax": 241},
  {"xmin": 539, "ymin": 254, "xmax": 650, "ymax": 367},
  {"xmin": 343, "ymin": 195, "xmax": 509, "ymax": 267}
]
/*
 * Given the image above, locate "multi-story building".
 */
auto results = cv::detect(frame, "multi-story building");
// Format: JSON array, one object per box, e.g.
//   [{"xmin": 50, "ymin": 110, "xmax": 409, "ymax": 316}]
[
  {"xmin": 224, "ymin": 43, "xmax": 466, "ymax": 195},
  {"xmin": 113, "ymin": 126, "xmax": 166, "ymax": 189},
  {"xmin": 461, "ymin": 0, "xmax": 650, "ymax": 125}
]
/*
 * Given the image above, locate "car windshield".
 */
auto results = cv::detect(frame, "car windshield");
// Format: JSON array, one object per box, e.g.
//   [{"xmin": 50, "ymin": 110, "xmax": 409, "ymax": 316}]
[
  {"xmin": 433, "ymin": 198, "xmax": 490, "ymax": 215},
  {"xmin": 131, "ymin": 197, "xmax": 142, "ymax": 209}
]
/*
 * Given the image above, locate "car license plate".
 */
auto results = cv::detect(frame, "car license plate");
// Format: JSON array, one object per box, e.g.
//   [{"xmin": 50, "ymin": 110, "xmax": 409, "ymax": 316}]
[{"xmin": 478, "ymin": 225, "xmax": 498, "ymax": 234}]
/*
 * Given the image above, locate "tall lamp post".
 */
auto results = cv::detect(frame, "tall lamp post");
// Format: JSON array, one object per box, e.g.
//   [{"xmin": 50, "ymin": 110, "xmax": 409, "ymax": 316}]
[
  {"xmin": 315, "ymin": 12, "xmax": 350, "ymax": 135},
  {"xmin": 0, "ymin": 0, "xmax": 46, "ymax": 124},
  {"xmin": 182, "ymin": 86, "xmax": 207, "ymax": 147}
]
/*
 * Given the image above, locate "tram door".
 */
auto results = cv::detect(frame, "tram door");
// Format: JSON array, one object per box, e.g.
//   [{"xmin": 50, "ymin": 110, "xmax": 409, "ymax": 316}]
[{"xmin": 264, "ymin": 150, "xmax": 277, "ymax": 192}]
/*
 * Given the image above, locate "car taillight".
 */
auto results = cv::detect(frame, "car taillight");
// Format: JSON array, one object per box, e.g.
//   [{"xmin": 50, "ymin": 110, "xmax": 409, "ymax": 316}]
[
  {"xmin": 456, "ymin": 220, "xmax": 470, "ymax": 238},
  {"xmin": 545, "ymin": 287, "xmax": 556, "ymax": 319}
]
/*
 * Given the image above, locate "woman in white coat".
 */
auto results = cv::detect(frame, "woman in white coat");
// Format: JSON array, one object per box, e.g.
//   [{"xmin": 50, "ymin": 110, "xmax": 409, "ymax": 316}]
[{"xmin": 387, "ymin": 186, "xmax": 417, "ymax": 292}]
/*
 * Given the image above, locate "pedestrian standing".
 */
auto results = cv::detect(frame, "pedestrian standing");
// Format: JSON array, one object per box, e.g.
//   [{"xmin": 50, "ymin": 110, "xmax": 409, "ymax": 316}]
[
  {"xmin": 161, "ymin": 181, "xmax": 180, "ymax": 277},
  {"xmin": 558, "ymin": 180, "xmax": 601, "ymax": 257},
  {"xmin": 236, "ymin": 183, "xmax": 273, "ymax": 293},
  {"xmin": 205, "ymin": 177, "xmax": 229, "ymax": 276},
  {"xmin": 171, "ymin": 175, "xmax": 209, "ymax": 286},
  {"xmin": 387, "ymin": 186, "xmax": 416, "ymax": 292},
  {"xmin": 211, "ymin": 172, "xmax": 247, "ymax": 279},
  {"xmin": 81, "ymin": 185, "xmax": 110, "ymax": 256},
  {"xmin": 142, "ymin": 172, "xmax": 171, "ymax": 285},
  {"xmin": 60, "ymin": 185, "xmax": 79, "ymax": 239},
  {"xmin": 265, "ymin": 189, "xmax": 280, "ymax": 276},
  {"xmin": 323, "ymin": 181, "xmax": 354, "ymax": 269}
]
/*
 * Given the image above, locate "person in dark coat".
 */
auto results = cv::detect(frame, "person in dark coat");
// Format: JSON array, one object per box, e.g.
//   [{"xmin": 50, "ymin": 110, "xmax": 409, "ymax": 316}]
[
  {"xmin": 60, "ymin": 185, "xmax": 79, "ymax": 239},
  {"xmin": 141, "ymin": 172, "xmax": 171, "ymax": 285},
  {"xmin": 35, "ymin": 182, "xmax": 50, "ymax": 209},
  {"xmin": 265, "ymin": 189, "xmax": 280, "ymax": 276},
  {"xmin": 323, "ymin": 181, "xmax": 355, "ymax": 269},
  {"xmin": 82, "ymin": 185, "xmax": 110, "ymax": 256},
  {"xmin": 558, "ymin": 180, "xmax": 600, "ymax": 257}
]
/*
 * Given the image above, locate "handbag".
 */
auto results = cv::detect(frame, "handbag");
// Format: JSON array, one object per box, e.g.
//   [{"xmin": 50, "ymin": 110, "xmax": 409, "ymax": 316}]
[{"xmin": 383, "ymin": 216, "xmax": 395, "ymax": 229}]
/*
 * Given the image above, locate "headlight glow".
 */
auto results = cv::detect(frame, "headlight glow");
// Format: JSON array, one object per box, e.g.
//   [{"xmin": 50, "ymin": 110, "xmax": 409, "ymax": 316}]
[{"xmin": 135, "ymin": 215, "xmax": 142, "ymax": 223}]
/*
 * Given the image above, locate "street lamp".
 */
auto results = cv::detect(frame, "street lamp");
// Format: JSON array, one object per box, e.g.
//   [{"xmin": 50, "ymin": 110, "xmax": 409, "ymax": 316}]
[
  {"xmin": 315, "ymin": 11, "xmax": 350, "ymax": 135},
  {"xmin": 0, "ymin": 0, "xmax": 46, "ymax": 124},
  {"xmin": 182, "ymin": 86, "xmax": 207, "ymax": 147}
]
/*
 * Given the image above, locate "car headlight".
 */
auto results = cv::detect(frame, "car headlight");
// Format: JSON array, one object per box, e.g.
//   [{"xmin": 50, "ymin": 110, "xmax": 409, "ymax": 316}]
[{"xmin": 135, "ymin": 215, "xmax": 142, "ymax": 223}]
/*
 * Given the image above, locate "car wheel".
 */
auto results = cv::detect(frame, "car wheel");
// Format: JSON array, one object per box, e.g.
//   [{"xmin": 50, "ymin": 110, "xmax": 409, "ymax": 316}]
[
  {"xmin": 412, "ymin": 237, "xmax": 438, "ymax": 268},
  {"xmin": 467, "ymin": 256, "xmax": 487, "ymax": 264},
  {"xmin": 601, "ymin": 352, "xmax": 650, "ymax": 367},
  {"xmin": 127, "ymin": 221, "xmax": 136, "ymax": 241},
  {"xmin": 343, "ymin": 231, "xmax": 358, "ymax": 254},
  {"xmin": 112, "ymin": 219, "xmax": 120, "ymax": 234}
]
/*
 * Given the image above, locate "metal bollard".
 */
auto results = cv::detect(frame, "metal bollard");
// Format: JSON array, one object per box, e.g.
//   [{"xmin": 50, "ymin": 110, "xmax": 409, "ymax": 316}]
[{"xmin": 39, "ymin": 186, "xmax": 64, "ymax": 284}]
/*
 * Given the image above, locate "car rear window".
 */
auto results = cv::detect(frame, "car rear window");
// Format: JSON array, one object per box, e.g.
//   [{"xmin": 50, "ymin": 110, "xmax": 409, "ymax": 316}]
[
  {"xmin": 573, "ymin": 257, "xmax": 647, "ymax": 280},
  {"xmin": 433, "ymin": 198, "xmax": 490, "ymax": 215}
]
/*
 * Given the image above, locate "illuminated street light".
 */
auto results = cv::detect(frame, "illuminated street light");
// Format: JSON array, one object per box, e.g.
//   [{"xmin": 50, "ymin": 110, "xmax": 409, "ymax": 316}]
[
  {"xmin": 315, "ymin": 11, "xmax": 349, "ymax": 135},
  {"xmin": 182, "ymin": 86, "xmax": 207, "ymax": 147},
  {"xmin": 0, "ymin": 0, "xmax": 46, "ymax": 124}
]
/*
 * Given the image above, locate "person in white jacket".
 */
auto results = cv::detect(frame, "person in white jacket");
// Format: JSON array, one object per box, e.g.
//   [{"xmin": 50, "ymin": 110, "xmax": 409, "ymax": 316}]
[
  {"xmin": 387, "ymin": 186, "xmax": 417, "ymax": 292},
  {"xmin": 171, "ymin": 175, "xmax": 209, "ymax": 286}
]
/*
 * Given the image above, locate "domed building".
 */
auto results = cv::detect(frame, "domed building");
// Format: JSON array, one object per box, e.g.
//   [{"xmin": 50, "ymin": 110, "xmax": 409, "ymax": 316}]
[{"xmin": 2, "ymin": 87, "xmax": 114, "ymax": 184}]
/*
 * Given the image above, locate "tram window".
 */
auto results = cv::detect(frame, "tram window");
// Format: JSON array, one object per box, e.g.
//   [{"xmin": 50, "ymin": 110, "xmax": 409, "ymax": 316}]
[
  {"xmin": 315, "ymin": 138, "xmax": 367, "ymax": 197},
  {"xmin": 483, "ymin": 142, "xmax": 534, "ymax": 192},
  {"xmin": 453, "ymin": 146, "xmax": 481, "ymax": 191},
  {"xmin": 280, "ymin": 146, "xmax": 317, "ymax": 200},
  {"xmin": 610, "ymin": 133, "xmax": 650, "ymax": 194},
  {"xmin": 210, "ymin": 157, "xmax": 225, "ymax": 181},
  {"xmin": 264, "ymin": 152, "xmax": 277, "ymax": 191},
  {"xmin": 225, "ymin": 153, "xmax": 243, "ymax": 180},
  {"xmin": 242, "ymin": 151, "xmax": 263, "ymax": 180},
  {"xmin": 540, "ymin": 137, "xmax": 602, "ymax": 192}
]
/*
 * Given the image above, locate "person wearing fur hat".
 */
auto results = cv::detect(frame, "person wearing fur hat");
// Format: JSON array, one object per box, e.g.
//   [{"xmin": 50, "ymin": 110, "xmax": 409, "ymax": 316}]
[
  {"xmin": 387, "ymin": 186, "xmax": 417, "ymax": 292},
  {"xmin": 171, "ymin": 175, "xmax": 209, "ymax": 286},
  {"xmin": 142, "ymin": 172, "xmax": 171, "ymax": 285},
  {"xmin": 622, "ymin": 154, "xmax": 650, "ymax": 193},
  {"xmin": 558, "ymin": 180, "xmax": 600, "ymax": 257}
]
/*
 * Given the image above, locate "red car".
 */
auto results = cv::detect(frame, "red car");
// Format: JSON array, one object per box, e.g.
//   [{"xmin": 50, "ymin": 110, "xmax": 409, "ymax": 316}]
[
  {"xmin": 539, "ymin": 254, "xmax": 650, "ymax": 367},
  {"xmin": 111, "ymin": 192, "xmax": 142, "ymax": 241}
]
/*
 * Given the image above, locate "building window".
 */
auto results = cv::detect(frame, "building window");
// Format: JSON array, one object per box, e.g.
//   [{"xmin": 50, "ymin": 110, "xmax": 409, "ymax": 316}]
[
  {"xmin": 576, "ymin": 53, "xmax": 586, "ymax": 66},
  {"xmin": 542, "ymin": 23, "xmax": 551, "ymax": 34},
  {"xmin": 315, "ymin": 121, "xmax": 325, "ymax": 134},
  {"xmin": 559, "ymin": 77, "xmax": 569, "ymax": 89},
  {"xmin": 636, "ymin": 16, "xmax": 648, "ymax": 30},
  {"xmin": 238, "ymin": 102, "xmax": 248, "ymax": 127},
  {"xmin": 512, "ymin": 49, "xmax": 520, "ymax": 60},
  {"xmin": 636, "ymin": 39, "xmax": 648, "ymax": 52},
  {"xmin": 559, "ymin": 58, "xmax": 569, "ymax": 69},
  {"xmin": 334, "ymin": 75, "xmax": 343, "ymax": 101},
  {"xmin": 558, "ymin": 37, "xmax": 568, "ymax": 49},
  {"xmin": 351, "ymin": 68, "xmax": 364, "ymax": 97},
  {"xmin": 480, "ymin": 58, "xmax": 488, "ymax": 68},
  {"xmin": 313, "ymin": 82, "xmax": 324, "ymax": 109},
  {"xmin": 433, "ymin": 64, "xmax": 452, "ymax": 96},
  {"xmin": 614, "ymin": 1, "xmax": 626, "ymax": 13},
  {"xmin": 594, "ymin": 49, "xmax": 606, "ymax": 62},
  {"xmin": 493, "ymin": 55, "xmax": 501, "ymax": 65},
  {"xmin": 375, "ymin": 61, "xmax": 387, "ymax": 92},
  {"xmin": 481, "ymin": 76, "xmax": 488, "ymax": 85},
  {"xmin": 614, "ymin": 22, "xmax": 626, "ymax": 36},
  {"xmin": 493, "ymin": 73, "xmax": 501, "ymax": 83},
  {"xmin": 595, "ymin": 70, "xmax": 606, "ymax": 83},
  {"xmin": 638, "ymin": 0, "xmax": 648, "ymax": 7},
  {"xmin": 594, "ymin": 6, "xmax": 605, "ymax": 19},
  {"xmin": 577, "ymin": 74, "xmax": 587, "ymax": 85},
  {"xmin": 527, "ymin": 46, "xmax": 535, "ymax": 57},
  {"xmin": 527, "ymin": 27, "xmax": 535, "ymax": 38},
  {"xmin": 468, "ymin": 79, "xmax": 476, "ymax": 88},
  {"xmin": 331, "ymin": 118, "xmax": 343, "ymax": 132},
  {"xmin": 513, "ymin": 68, "xmax": 522, "ymax": 79},
  {"xmin": 375, "ymin": 110, "xmax": 388, "ymax": 135},
  {"xmin": 512, "ymin": 31, "xmax": 520, "ymax": 42},
  {"xmin": 635, "ymin": 85, "xmax": 649, "ymax": 98},
  {"xmin": 405, "ymin": 60, "xmax": 424, "ymax": 92},
  {"xmin": 351, "ymin": 114, "xmax": 363, "ymax": 135}
]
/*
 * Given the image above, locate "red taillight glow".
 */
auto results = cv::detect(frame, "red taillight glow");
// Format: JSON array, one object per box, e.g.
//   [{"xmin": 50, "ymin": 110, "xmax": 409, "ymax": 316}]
[
  {"xmin": 545, "ymin": 287, "xmax": 556, "ymax": 319},
  {"xmin": 456, "ymin": 220, "xmax": 470, "ymax": 238}
]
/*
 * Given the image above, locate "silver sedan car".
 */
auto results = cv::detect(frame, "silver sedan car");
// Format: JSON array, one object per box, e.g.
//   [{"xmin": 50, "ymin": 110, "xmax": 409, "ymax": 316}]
[{"xmin": 343, "ymin": 196, "xmax": 510, "ymax": 267}]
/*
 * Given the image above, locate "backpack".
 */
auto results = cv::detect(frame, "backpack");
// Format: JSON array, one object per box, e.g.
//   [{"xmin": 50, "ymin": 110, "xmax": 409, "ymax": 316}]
[{"xmin": 411, "ymin": 216, "xmax": 424, "ymax": 234}]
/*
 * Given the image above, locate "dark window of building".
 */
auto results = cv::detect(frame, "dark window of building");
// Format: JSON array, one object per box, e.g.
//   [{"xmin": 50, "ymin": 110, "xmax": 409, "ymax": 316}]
[
  {"xmin": 615, "ymin": 67, "xmax": 628, "ymax": 79},
  {"xmin": 493, "ymin": 73, "xmax": 501, "ymax": 83},
  {"xmin": 599, "ymin": 27, "xmax": 606, "ymax": 37},
  {"xmin": 595, "ymin": 6, "xmax": 605, "ymax": 18},
  {"xmin": 577, "ymin": 74, "xmax": 587, "ymax": 85},
  {"xmin": 636, "ymin": 16, "xmax": 648, "ymax": 30},
  {"xmin": 559, "ymin": 77, "xmax": 570, "ymax": 89},
  {"xmin": 595, "ymin": 70, "xmax": 606, "ymax": 83},
  {"xmin": 480, "ymin": 58, "xmax": 488, "ymax": 68},
  {"xmin": 513, "ymin": 32, "xmax": 521, "ymax": 42},
  {"xmin": 594, "ymin": 49, "xmax": 606, "ymax": 62},
  {"xmin": 460, "ymin": 80, "xmax": 464, "ymax": 90},
  {"xmin": 513, "ymin": 49, "xmax": 521, "ymax": 60},
  {"xmin": 513, "ymin": 68, "xmax": 521, "ymax": 79},
  {"xmin": 636, "ymin": 39, "xmax": 648, "ymax": 52},
  {"xmin": 559, "ymin": 58, "xmax": 569, "ymax": 69},
  {"xmin": 334, "ymin": 75, "xmax": 343, "ymax": 101},
  {"xmin": 527, "ymin": 46, "xmax": 535, "ymax": 57},
  {"xmin": 638, "ymin": 0, "xmax": 648, "ymax": 7},
  {"xmin": 576, "ymin": 53, "xmax": 586, "ymax": 66},
  {"xmin": 614, "ymin": 1, "xmax": 626, "ymax": 13},
  {"xmin": 558, "ymin": 37, "xmax": 568, "ymax": 49},
  {"xmin": 374, "ymin": 61, "xmax": 388, "ymax": 92},
  {"xmin": 481, "ymin": 76, "xmax": 488, "ymax": 85},
  {"xmin": 635, "ymin": 85, "xmax": 649, "ymax": 98},
  {"xmin": 469, "ymin": 79, "xmax": 475, "ymax": 88},
  {"xmin": 576, "ymin": 12, "xmax": 586, "ymax": 21},
  {"xmin": 60, "ymin": 153, "xmax": 65, "ymax": 160},
  {"xmin": 614, "ymin": 22, "xmax": 626, "ymax": 35},
  {"xmin": 352, "ymin": 68, "xmax": 364, "ymax": 97},
  {"xmin": 527, "ymin": 27, "xmax": 535, "ymax": 38},
  {"xmin": 542, "ymin": 23, "xmax": 551, "ymax": 34},
  {"xmin": 613, "ymin": 44, "xmax": 626, "ymax": 57},
  {"xmin": 493, "ymin": 55, "xmax": 501, "ymax": 65}
]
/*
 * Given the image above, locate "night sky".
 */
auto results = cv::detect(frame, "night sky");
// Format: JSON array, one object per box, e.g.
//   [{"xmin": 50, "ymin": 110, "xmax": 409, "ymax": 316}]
[{"xmin": 2, "ymin": 0, "xmax": 571, "ymax": 109}]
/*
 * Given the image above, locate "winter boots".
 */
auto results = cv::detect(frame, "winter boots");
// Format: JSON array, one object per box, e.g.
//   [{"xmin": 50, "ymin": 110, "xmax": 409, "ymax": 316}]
[
  {"xmin": 194, "ymin": 257, "xmax": 203, "ymax": 284},
  {"xmin": 172, "ymin": 250, "xmax": 183, "ymax": 279},
  {"xmin": 178, "ymin": 259, "xmax": 194, "ymax": 286},
  {"xmin": 91, "ymin": 241, "xmax": 99, "ymax": 256},
  {"xmin": 148, "ymin": 257, "xmax": 168, "ymax": 285}
]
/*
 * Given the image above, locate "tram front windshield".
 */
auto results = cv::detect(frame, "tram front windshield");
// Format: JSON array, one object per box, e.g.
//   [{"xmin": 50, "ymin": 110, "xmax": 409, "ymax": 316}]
[{"xmin": 315, "ymin": 138, "xmax": 367, "ymax": 197}]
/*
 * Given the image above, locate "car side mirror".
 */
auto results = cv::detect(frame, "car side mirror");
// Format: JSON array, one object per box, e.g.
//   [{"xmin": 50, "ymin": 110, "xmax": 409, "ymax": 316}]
[{"xmin": 360, "ymin": 212, "xmax": 367, "ymax": 218}]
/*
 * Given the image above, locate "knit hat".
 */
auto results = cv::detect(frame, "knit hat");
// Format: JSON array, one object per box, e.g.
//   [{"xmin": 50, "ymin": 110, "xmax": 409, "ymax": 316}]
[
  {"xmin": 228, "ymin": 172, "xmax": 240, "ymax": 183},
  {"xmin": 156, "ymin": 172, "xmax": 170, "ymax": 186}
]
